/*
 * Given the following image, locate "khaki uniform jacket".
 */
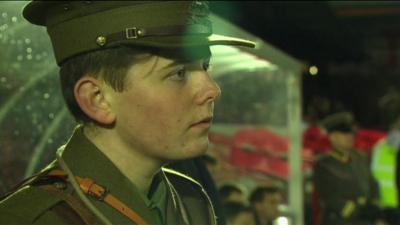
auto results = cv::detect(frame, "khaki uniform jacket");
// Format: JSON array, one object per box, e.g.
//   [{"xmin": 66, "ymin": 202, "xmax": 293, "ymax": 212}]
[
  {"xmin": 0, "ymin": 127, "xmax": 217, "ymax": 225},
  {"xmin": 313, "ymin": 149, "xmax": 380, "ymax": 225}
]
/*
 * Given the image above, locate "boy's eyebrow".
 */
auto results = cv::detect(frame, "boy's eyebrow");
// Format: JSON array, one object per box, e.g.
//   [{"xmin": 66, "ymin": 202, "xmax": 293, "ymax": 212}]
[{"xmin": 162, "ymin": 56, "xmax": 211, "ymax": 70}]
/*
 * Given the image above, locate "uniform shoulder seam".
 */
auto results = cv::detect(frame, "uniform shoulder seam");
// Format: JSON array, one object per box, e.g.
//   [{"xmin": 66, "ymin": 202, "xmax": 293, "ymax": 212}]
[{"xmin": 0, "ymin": 185, "xmax": 64, "ymax": 223}]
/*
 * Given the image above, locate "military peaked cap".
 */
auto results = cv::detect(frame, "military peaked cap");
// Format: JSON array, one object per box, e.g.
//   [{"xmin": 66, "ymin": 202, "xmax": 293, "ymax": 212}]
[
  {"xmin": 23, "ymin": 1, "xmax": 256, "ymax": 65},
  {"xmin": 322, "ymin": 112, "xmax": 356, "ymax": 133}
]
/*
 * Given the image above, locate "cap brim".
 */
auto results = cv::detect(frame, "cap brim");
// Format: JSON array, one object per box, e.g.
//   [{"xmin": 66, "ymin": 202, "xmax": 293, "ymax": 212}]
[
  {"xmin": 208, "ymin": 34, "xmax": 256, "ymax": 48},
  {"xmin": 23, "ymin": 1, "xmax": 66, "ymax": 25}
]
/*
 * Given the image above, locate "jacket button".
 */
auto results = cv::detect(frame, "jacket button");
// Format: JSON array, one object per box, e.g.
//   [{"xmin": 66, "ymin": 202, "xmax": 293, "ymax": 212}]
[{"xmin": 96, "ymin": 36, "xmax": 107, "ymax": 46}]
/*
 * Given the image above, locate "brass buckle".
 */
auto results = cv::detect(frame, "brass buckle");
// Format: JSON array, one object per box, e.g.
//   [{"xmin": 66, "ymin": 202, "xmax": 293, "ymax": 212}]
[
  {"xmin": 125, "ymin": 27, "xmax": 138, "ymax": 39},
  {"xmin": 94, "ymin": 188, "xmax": 108, "ymax": 201}
]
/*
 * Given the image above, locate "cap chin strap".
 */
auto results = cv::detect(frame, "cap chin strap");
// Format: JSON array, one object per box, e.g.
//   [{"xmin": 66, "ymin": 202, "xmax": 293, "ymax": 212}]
[{"xmin": 103, "ymin": 24, "xmax": 212, "ymax": 46}]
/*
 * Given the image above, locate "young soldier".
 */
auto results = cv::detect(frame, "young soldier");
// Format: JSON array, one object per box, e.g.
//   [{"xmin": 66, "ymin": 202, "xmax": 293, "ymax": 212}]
[
  {"xmin": 0, "ymin": 1, "xmax": 254, "ymax": 225},
  {"xmin": 313, "ymin": 112, "xmax": 385, "ymax": 225}
]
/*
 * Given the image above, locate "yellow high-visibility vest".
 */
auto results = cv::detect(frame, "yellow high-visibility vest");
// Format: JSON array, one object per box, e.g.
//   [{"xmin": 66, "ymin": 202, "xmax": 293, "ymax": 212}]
[{"xmin": 371, "ymin": 139, "xmax": 398, "ymax": 207}]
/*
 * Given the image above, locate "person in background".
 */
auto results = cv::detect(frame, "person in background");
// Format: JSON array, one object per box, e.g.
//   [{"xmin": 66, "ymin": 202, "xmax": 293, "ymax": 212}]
[
  {"xmin": 313, "ymin": 112, "xmax": 386, "ymax": 225},
  {"xmin": 219, "ymin": 184, "xmax": 246, "ymax": 204},
  {"xmin": 249, "ymin": 186, "xmax": 282, "ymax": 225},
  {"xmin": 223, "ymin": 201, "xmax": 256, "ymax": 225},
  {"xmin": 371, "ymin": 118, "xmax": 400, "ymax": 225}
]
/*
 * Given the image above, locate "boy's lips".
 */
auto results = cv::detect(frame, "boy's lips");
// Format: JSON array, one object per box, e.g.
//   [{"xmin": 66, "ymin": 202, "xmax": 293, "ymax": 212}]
[{"xmin": 190, "ymin": 116, "xmax": 213, "ymax": 128}]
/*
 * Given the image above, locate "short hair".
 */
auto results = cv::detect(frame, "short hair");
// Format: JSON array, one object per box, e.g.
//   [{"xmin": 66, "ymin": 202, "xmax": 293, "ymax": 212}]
[
  {"xmin": 223, "ymin": 201, "xmax": 254, "ymax": 223},
  {"xmin": 59, "ymin": 46, "xmax": 156, "ymax": 124},
  {"xmin": 219, "ymin": 184, "xmax": 243, "ymax": 201},
  {"xmin": 249, "ymin": 186, "xmax": 280, "ymax": 204}
]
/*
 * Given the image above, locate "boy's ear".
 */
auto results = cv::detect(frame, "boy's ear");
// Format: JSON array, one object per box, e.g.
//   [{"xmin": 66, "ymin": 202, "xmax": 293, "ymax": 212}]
[{"xmin": 74, "ymin": 77, "xmax": 116, "ymax": 125}]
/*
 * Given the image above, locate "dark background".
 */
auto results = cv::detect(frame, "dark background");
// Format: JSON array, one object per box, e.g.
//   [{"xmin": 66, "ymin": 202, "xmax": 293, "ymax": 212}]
[{"xmin": 210, "ymin": 1, "xmax": 400, "ymax": 130}]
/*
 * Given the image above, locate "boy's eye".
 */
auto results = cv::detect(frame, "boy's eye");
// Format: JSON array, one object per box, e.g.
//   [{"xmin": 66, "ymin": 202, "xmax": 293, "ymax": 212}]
[
  {"xmin": 169, "ymin": 67, "xmax": 187, "ymax": 81},
  {"xmin": 177, "ymin": 68, "xmax": 186, "ymax": 78}
]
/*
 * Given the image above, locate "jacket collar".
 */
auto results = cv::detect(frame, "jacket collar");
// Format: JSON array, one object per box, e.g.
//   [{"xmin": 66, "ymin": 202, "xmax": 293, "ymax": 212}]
[{"xmin": 59, "ymin": 126, "xmax": 168, "ymax": 224}]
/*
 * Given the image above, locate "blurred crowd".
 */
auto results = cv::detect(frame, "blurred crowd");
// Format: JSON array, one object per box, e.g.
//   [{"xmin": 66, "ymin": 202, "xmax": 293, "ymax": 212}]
[
  {"xmin": 219, "ymin": 184, "xmax": 282, "ymax": 225},
  {"xmin": 192, "ymin": 98, "xmax": 400, "ymax": 225}
]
